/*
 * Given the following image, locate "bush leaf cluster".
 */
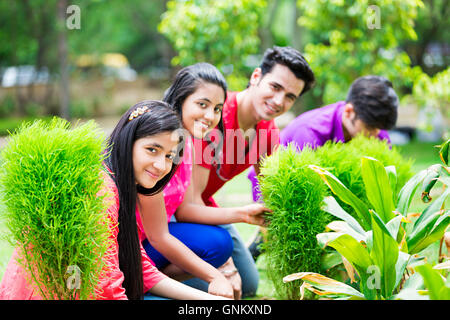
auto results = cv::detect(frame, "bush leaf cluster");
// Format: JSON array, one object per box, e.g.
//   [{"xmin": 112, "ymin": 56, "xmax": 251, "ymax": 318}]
[
  {"xmin": 258, "ymin": 135, "xmax": 413, "ymax": 299},
  {"xmin": 0, "ymin": 118, "xmax": 111, "ymax": 299},
  {"xmin": 285, "ymin": 140, "xmax": 449, "ymax": 300}
]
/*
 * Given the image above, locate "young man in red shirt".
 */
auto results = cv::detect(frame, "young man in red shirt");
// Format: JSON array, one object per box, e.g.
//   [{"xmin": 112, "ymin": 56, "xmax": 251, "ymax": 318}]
[{"xmin": 181, "ymin": 46, "xmax": 315, "ymax": 297}]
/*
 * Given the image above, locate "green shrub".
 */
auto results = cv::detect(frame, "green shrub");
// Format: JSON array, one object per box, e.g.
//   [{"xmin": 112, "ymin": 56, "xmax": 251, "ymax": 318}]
[
  {"xmin": 0, "ymin": 118, "xmax": 111, "ymax": 299},
  {"xmin": 315, "ymin": 135, "xmax": 414, "ymax": 219},
  {"xmin": 259, "ymin": 135, "xmax": 413, "ymax": 299},
  {"xmin": 0, "ymin": 95, "xmax": 15, "ymax": 118},
  {"xmin": 284, "ymin": 143, "xmax": 449, "ymax": 300},
  {"xmin": 159, "ymin": 0, "xmax": 266, "ymax": 90},
  {"xmin": 259, "ymin": 145, "xmax": 329, "ymax": 299},
  {"xmin": 70, "ymin": 100, "xmax": 94, "ymax": 119}
]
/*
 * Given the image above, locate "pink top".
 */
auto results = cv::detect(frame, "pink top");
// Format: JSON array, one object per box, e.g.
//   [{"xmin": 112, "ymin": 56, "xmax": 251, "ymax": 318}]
[
  {"xmin": 0, "ymin": 171, "xmax": 166, "ymax": 300},
  {"xmin": 136, "ymin": 136, "xmax": 193, "ymax": 242}
]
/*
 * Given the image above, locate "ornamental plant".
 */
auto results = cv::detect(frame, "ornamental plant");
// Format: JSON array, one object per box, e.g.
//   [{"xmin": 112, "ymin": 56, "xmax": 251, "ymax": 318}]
[
  {"xmin": 313, "ymin": 135, "xmax": 413, "ymax": 220},
  {"xmin": 258, "ymin": 145, "xmax": 329, "ymax": 300},
  {"xmin": 412, "ymin": 263, "xmax": 450, "ymax": 300},
  {"xmin": 0, "ymin": 118, "xmax": 112, "ymax": 299},
  {"xmin": 284, "ymin": 140, "xmax": 449, "ymax": 300},
  {"xmin": 258, "ymin": 135, "xmax": 412, "ymax": 299},
  {"xmin": 394, "ymin": 261, "xmax": 450, "ymax": 300}
]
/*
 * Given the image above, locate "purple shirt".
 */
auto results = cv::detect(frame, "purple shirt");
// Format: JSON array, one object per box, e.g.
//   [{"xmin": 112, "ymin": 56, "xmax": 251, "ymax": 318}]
[{"xmin": 248, "ymin": 101, "xmax": 391, "ymax": 201}]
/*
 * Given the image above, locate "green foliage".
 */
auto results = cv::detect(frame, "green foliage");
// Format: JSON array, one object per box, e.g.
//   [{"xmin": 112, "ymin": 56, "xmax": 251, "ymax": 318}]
[
  {"xmin": 0, "ymin": 0, "xmax": 169, "ymax": 72},
  {"xmin": 68, "ymin": 1, "xmax": 170, "ymax": 72},
  {"xmin": 285, "ymin": 142, "xmax": 449, "ymax": 300},
  {"xmin": 159, "ymin": 0, "xmax": 267, "ymax": 90},
  {"xmin": 0, "ymin": 118, "xmax": 111, "ymax": 299},
  {"xmin": 258, "ymin": 136, "xmax": 413, "ymax": 299},
  {"xmin": 297, "ymin": 0, "xmax": 425, "ymax": 104},
  {"xmin": 259, "ymin": 145, "xmax": 329, "ymax": 299},
  {"xmin": 414, "ymin": 264, "xmax": 450, "ymax": 300},
  {"xmin": 437, "ymin": 139, "xmax": 449, "ymax": 166},
  {"xmin": 0, "ymin": 117, "xmax": 53, "ymax": 137},
  {"xmin": 313, "ymin": 135, "xmax": 413, "ymax": 220},
  {"xmin": 404, "ymin": 67, "xmax": 450, "ymax": 123},
  {"xmin": 0, "ymin": 96, "xmax": 15, "ymax": 118}
]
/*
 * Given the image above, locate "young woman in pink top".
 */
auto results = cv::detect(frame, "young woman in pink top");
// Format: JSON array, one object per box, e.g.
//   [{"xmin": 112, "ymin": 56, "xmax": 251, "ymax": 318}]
[
  {"xmin": 137, "ymin": 63, "xmax": 270, "ymax": 300},
  {"xmin": 0, "ymin": 101, "xmax": 226, "ymax": 300}
]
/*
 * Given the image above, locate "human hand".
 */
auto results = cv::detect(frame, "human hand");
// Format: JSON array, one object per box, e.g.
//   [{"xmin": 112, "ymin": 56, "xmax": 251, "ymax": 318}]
[
  {"xmin": 226, "ymin": 270, "xmax": 242, "ymax": 300},
  {"xmin": 218, "ymin": 259, "xmax": 242, "ymax": 300},
  {"xmin": 208, "ymin": 274, "xmax": 234, "ymax": 299},
  {"xmin": 239, "ymin": 203, "xmax": 272, "ymax": 226}
]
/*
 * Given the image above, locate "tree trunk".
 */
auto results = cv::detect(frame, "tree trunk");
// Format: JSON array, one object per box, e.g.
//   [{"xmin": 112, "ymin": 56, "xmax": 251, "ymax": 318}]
[
  {"xmin": 57, "ymin": 0, "xmax": 70, "ymax": 120},
  {"xmin": 259, "ymin": 0, "xmax": 279, "ymax": 50},
  {"xmin": 291, "ymin": 0, "xmax": 301, "ymax": 50}
]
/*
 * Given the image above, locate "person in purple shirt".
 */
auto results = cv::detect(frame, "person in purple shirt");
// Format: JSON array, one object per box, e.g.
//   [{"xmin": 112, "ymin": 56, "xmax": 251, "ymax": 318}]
[{"xmin": 247, "ymin": 75, "xmax": 399, "ymax": 259}]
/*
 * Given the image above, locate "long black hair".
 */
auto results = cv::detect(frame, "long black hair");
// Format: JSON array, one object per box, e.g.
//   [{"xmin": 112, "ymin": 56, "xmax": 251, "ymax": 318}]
[
  {"xmin": 163, "ymin": 62, "xmax": 227, "ymax": 173},
  {"xmin": 163, "ymin": 62, "xmax": 227, "ymax": 124},
  {"xmin": 104, "ymin": 100, "xmax": 183, "ymax": 299}
]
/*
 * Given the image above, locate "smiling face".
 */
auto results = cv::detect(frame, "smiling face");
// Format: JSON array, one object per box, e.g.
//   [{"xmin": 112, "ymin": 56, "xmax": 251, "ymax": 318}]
[
  {"xmin": 248, "ymin": 64, "xmax": 305, "ymax": 122},
  {"xmin": 132, "ymin": 131, "xmax": 180, "ymax": 189},
  {"xmin": 181, "ymin": 81, "xmax": 225, "ymax": 139}
]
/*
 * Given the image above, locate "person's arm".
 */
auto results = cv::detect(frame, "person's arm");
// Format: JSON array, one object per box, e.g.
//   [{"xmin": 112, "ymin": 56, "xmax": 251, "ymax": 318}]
[
  {"xmin": 253, "ymin": 161, "xmax": 261, "ymax": 176},
  {"xmin": 175, "ymin": 164, "xmax": 269, "ymax": 226},
  {"xmin": 141, "ymin": 245, "xmax": 229, "ymax": 300},
  {"xmin": 149, "ymin": 277, "xmax": 230, "ymax": 300},
  {"xmin": 137, "ymin": 192, "xmax": 234, "ymax": 299}
]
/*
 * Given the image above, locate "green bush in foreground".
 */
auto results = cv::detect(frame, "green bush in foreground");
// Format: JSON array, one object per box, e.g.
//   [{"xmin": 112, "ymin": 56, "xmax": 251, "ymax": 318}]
[
  {"xmin": 259, "ymin": 145, "xmax": 329, "ymax": 299},
  {"xmin": 259, "ymin": 136, "xmax": 413, "ymax": 300},
  {"xmin": 0, "ymin": 118, "xmax": 111, "ymax": 299},
  {"xmin": 284, "ymin": 141, "xmax": 449, "ymax": 300}
]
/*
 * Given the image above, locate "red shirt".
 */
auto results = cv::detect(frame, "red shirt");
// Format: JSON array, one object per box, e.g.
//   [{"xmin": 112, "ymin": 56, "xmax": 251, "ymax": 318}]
[{"xmin": 193, "ymin": 91, "xmax": 280, "ymax": 207}]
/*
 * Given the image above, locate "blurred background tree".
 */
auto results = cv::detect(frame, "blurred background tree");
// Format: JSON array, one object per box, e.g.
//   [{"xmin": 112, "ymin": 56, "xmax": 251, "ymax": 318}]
[
  {"xmin": 0, "ymin": 0, "xmax": 448, "ymax": 133},
  {"xmin": 296, "ymin": 0, "xmax": 425, "ymax": 106},
  {"xmin": 159, "ymin": 0, "xmax": 267, "ymax": 90}
]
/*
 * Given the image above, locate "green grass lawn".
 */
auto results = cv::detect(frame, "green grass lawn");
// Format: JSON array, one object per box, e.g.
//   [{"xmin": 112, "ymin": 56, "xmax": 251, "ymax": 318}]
[
  {"xmin": 0, "ymin": 116, "xmax": 53, "ymax": 136},
  {"xmin": 0, "ymin": 138, "xmax": 444, "ymax": 298},
  {"xmin": 395, "ymin": 140, "xmax": 443, "ymax": 172}
]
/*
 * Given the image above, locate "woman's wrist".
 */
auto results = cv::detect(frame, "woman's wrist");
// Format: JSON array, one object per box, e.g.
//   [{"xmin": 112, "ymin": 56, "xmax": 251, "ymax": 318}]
[
  {"xmin": 233, "ymin": 206, "xmax": 248, "ymax": 224},
  {"xmin": 218, "ymin": 258, "xmax": 238, "ymax": 277},
  {"xmin": 206, "ymin": 267, "xmax": 228, "ymax": 283},
  {"xmin": 221, "ymin": 268, "xmax": 238, "ymax": 276}
]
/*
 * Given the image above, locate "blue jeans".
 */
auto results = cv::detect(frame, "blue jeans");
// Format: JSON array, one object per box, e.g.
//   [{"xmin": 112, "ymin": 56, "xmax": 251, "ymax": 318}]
[
  {"xmin": 142, "ymin": 222, "xmax": 233, "ymax": 270},
  {"xmin": 142, "ymin": 293, "xmax": 171, "ymax": 300},
  {"xmin": 182, "ymin": 223, "xmax": 259, "ymax": 298}
]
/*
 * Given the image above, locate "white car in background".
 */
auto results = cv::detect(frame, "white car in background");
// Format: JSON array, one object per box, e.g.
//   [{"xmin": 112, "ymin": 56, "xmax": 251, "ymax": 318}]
[{"xmin": 1, "ymin": 65, "xmax": 50, "ymax": 87}]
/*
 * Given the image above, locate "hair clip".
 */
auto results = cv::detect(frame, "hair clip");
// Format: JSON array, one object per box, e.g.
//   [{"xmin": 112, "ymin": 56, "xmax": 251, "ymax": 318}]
[{"xmin": 128, "ymin": 106, "xmax": 149, "ymax": 121}]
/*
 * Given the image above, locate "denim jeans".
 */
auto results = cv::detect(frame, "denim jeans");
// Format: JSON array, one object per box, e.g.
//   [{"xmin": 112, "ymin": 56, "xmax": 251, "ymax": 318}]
[
  {"xmin": 142, "ymin": 293, "xmax": 171, "ymax": 300},
  {"xmin": 142, "ymin": 222, "xmax": 233, "ymax": 270}
]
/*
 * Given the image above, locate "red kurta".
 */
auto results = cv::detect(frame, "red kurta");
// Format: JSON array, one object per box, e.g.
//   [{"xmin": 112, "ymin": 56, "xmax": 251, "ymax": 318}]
[{"xmin": 193, "ymin": 91, "xmax": 280, "ymax": 207}]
